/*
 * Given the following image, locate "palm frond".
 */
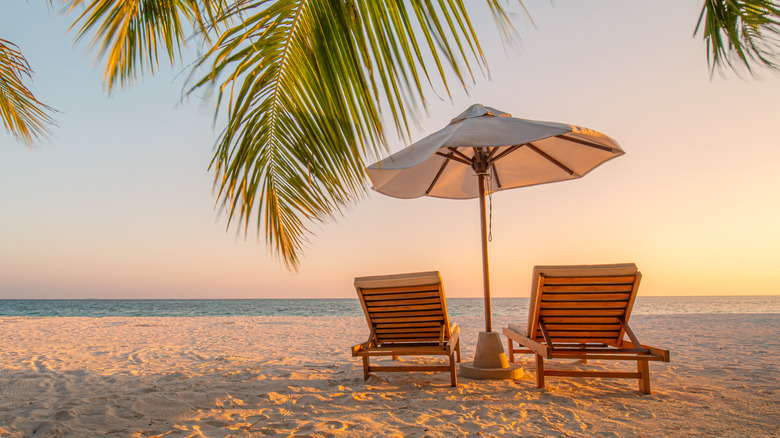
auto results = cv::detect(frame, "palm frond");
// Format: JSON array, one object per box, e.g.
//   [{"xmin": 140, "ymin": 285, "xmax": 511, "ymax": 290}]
[
  {"xmin": 65, "ymin": 0, "xmax": 229, "ymax": 91},
  {"xmin": 696, "ymin": 0, "xmax": 780, "ymax": 76},
  {"xmin": 189, "ymin": 0, "xmax": 498, "ymax": 269},
  {"xmin": 0, "ymin": 39, "xmax": 57, "ymax": 146},
  {"xmin": 56, "ymin": 0, "xmax": 523, "ymax": 268}
]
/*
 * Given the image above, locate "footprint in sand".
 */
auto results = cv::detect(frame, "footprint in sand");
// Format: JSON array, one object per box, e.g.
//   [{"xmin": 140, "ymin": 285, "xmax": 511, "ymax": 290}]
[
  {"xmin": 51, "ymin": 410, "xmax": 74, "ymax": 422},
  {"xmin": 127, "ymin": 350, "xmax": 146, "ymax": 365},
  {"xmin": 29, "ymin": 356, "xmax": 50, "ymax": 373},
  {"xmin": 315, "ymin": 420, "xmax": 347, "ymax": 431},
  {"xmin": 183, "ymin": 350, "xmax": 207, "ymax": 361}
]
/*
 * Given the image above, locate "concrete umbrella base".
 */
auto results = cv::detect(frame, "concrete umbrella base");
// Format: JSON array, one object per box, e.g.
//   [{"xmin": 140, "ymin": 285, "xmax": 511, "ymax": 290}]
[{"xmin": 460, "ymin": 331, "xmax": 523, "ymax": 380}]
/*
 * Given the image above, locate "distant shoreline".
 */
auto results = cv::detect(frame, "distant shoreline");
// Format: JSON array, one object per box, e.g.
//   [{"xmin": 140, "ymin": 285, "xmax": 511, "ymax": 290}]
[
  {"xmin": 2, "ymin": 294, "xmax": 778, "ymax": 300},
  {"xmin": 1, "ymin": 296, "xmax": 778, "ymax": 317}
]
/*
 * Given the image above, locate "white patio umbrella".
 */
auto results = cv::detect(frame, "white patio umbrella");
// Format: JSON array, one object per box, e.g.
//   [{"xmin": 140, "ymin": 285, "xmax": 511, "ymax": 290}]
[{"xmin": 367, "ymin": 104, "xmax": 625, "ymax": 334}]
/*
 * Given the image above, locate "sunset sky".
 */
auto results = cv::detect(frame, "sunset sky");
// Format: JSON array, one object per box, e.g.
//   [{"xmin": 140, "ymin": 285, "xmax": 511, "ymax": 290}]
[{"xmin": 2, "ymin": 1, "xmax": 779, "ymax": 299}]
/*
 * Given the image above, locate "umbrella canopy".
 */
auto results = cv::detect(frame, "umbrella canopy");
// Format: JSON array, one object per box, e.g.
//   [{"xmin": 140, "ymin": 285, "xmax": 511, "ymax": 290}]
[
  {"xmin": 368, "ymin": 104, "xmax": 624, "ymax": 199},
  {"xmin": 367, "ymin": 104, "xmax": 625, "ymax": 332}
]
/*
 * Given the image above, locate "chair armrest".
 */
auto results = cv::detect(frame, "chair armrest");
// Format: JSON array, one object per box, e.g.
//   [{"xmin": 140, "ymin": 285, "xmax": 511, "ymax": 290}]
[
  {"xmin": 647, "ymin": 345, "xmax": 670, "ymax": 362},
  {"xmin": 502, "ymin": 326, "xmax": 552, "ymax": 358},
  {"xmin": 621, "ymin": 341, "xmax": 671, "ymax": 362},
  {"xmin": 445, "ymin": 324, "xmax": 460, "ymax": 353},
  {"xmin": 507, "ymin": 322, "xmax": 526, "ymax": 335},
  {"xmin": 351, "ymin": 343, "xmax": 365, "ymax": 357}
]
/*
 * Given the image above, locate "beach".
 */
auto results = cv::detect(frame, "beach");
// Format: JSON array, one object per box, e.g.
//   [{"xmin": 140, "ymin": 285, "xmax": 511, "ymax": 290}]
[{"xmin": 0, "ymin": 314, "xmax": 777, "ymax": 437}]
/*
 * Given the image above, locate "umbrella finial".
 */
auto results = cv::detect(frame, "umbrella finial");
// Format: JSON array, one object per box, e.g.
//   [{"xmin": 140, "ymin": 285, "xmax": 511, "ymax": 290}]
[{"xmin": 450, "ymin": 104, "xmax": 512, "ymax": 125}]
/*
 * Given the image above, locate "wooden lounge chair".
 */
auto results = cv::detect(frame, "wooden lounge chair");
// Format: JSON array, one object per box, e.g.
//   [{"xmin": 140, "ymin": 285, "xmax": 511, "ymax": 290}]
[
  {"xmin": 502, "ymin": 264, "xmax": 670, "ymax": 394},
  {"xmin": 351, "ymin": 271, "xmax": 461, "ymax": 386}
]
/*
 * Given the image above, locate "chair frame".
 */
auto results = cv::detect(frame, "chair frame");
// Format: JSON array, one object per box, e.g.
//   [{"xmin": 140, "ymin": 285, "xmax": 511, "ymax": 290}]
[
  {"xmin": 351, "ymin": 271, "xmax": 461, "ymax": 386},
  {"xmin": 503, "ymin": 264, "xmax": 670, "ymax": 394}
]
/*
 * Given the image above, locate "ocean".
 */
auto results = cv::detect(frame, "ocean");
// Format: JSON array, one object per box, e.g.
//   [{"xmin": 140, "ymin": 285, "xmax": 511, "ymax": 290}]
[{"xmin": 0, "ymin": 296, "xmax": 778, "ymax": 317}]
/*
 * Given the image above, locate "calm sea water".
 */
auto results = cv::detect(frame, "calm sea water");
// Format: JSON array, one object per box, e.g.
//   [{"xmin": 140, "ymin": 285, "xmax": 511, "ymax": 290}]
[{"xmin": 0, "ymin": 296, "xmax": 778, "ymax": 317}]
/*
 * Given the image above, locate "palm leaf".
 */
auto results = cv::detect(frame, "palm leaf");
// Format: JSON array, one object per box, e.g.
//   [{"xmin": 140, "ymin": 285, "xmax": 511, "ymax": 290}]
[
  {"xmin": 65, "ymin": 0, "xmax": 229, "ymax": 91},
  {"xmin": 0, "ymin": 39, "xmax": 57, "ymax": 146},
  {"xmin": 188, "ymin": 0, "xmax": 506, "ymax": 269},
  {"xmin": 696, "ymin": 0, "xmax": 780, "ymax": 75}
]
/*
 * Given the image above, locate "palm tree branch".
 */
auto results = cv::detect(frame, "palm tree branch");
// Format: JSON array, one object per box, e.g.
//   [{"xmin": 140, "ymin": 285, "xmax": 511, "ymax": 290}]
[
  {"xmin": 64, "ymin": 0, "xmax": 230, "ymax": 91},
  {"xmin": 188, "ymin": 0, "xmax": 500, "ymax": 269},
  {"xmin": 0, "ymin": 39, "xmax": 57, "ymax": 146},
  {"xmin": 696, "ymin": 0, "xmax": 780, "ymax": 75}
]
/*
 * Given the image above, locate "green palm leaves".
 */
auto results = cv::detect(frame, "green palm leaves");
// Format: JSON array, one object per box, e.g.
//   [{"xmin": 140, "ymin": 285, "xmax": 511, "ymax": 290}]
[
  {"xmin": 697, "ymin": 0, "xmax": 780, "ymax": 75},
  {"xmin": 0, "ymin": 39, "xmax": 56, "ymax": 146},
  {"xmin": 67, "ymin": 0, "xmax": 228, "ymax": 91},
  {"xmin": 190, "ymin": 0, "xmax": 488, "ymax": 268}
]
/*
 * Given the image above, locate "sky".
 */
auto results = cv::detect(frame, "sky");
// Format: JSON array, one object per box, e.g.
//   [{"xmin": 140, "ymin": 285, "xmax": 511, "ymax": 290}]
[{"xmin": 1, "ymin": 1, "xmax": 779, "ymax": 299}]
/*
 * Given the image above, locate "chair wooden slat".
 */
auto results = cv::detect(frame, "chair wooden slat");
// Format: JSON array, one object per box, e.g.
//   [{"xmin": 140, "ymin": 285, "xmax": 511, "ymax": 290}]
[
  {"xmin": 542, "ymin": 276, "xmax": 637, "ymax": 285},
  {"xmin": 374, "ymin": 318, "xmax": 441, "ymax": 330},
  {"xmin": 377, "ymin": 327, "xmax": 442, "ymax": 334},
  {"xmin": 540, "ymin": 301, "xmax": 629, "ymax": 309},
  {"xmin": 544, "ymin": 337, "xmax": 621, "ymax": 344},
  {"xmin": 378, "ymin": 333, "xmax": 441, "ymax": 340},
  {"xmin": 539, "ymin": 308, "xmax": 627, "ymax": 316},
  {"xmin": 541, "ymin": 316, "xmax": 622, "ymax": 324},
  {"xmin": 359, "ymin": 285, "xmax": 440, "ymax": 295},
  {"xmin": 543, "ymin": 323, "xmax": 622, "ymax": 331},
  {"xmin": 365, "ymin": 303, "xmax": 444, "ymax": 312},
  {"xmin": 540, "ymin": 293, "xmax": 632, "ymax": 301},
  {"xmin": 370, "ymin": 310, "xmax": 444, "ymax": 318},
  {"xmin": 372, "ymin": 316, "xmax": 444, "ymax": 324},
  {"xmin": 366, "ymin": 297, "xmax": 443, "ymax": 306},
  {"xmin": 545, "ymin": 331, "xmax": 622, "ymax": 338},
  {"xmin": 542, "ymin": 285, "xmax": 634, "ymax": 293},
  {"xmin": 363, "ymin": 292, "xmax": 441, "ymax": 301}
]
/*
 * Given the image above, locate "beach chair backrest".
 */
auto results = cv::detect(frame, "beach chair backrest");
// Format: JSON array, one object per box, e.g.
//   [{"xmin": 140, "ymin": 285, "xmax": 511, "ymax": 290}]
[
  {"xmin": 355, "ymin": 271, "xmax": 451, "ymax": 345},
  {"xmin": 527, "ymin": 264, "xmax": 641, "ymax": 347}
]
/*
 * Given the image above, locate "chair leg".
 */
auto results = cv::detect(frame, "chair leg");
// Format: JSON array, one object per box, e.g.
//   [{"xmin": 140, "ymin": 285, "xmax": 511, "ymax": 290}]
[
  {"xmin": 507, "ymin": 338, "xmax": 515, "ymax": 363},
  {"xmin": 535, "ymin": 354, "xmax": 545, "ymax": 388},
  {"xmin": 638, "ymin": 360, "xmax": 651, "ymax": 394},
  {"xmin": 580, "ymin": 343, "xmax": 588, "ymax": 364},
  {"xmin": 362, "ymin": 356, "xmax": 370, "ymax": 380},
  {"xmin": 449, "ymin": 353, "xmax": 458, "ymax": 387},
  {"xmin": 456, "ymin": 339, "xmax": 462, "ymax": 362}
]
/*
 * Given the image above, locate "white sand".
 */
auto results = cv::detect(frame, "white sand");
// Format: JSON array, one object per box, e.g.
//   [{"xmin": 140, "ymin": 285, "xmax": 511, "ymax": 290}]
[{"xmin": 0, "ymin": 314, "xmax": 777, "ymax": 437}]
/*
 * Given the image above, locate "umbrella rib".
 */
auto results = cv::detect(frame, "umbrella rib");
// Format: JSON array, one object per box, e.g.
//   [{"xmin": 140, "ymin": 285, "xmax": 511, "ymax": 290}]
[
  {"xmin": 435, "ymin": 151, "xmax": 472, "ymax": 166},
  {"xmin": 426, "ymin": 155, "xmax": 451, "ymax": 195},
  {"xmin": 555, "ymin": 134, "xmax": 616, "ymax": 152},
  {"xmin": 491, "ymin": 144, "xmax": 524, "ymax": 163},
  {"xmin": 447, "ymin": 147, "xmax": 474, "ymax": 164},
  {"xmin": 491, "ymin": 163, "xmax": 503, "ymax": 189},
  {"xmin": 527, "ymin": 142, "xmax": 576, "ymax": 176}
]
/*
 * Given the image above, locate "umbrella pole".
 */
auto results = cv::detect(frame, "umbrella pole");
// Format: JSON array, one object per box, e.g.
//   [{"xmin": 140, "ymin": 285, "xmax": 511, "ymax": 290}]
[
  {"xmin": 477, "ymin": 173, "xmax": 492, "ymax": 333},
  {"xmin": 458, "ymin": 171, "xmax": 519, "ymax": 380}
]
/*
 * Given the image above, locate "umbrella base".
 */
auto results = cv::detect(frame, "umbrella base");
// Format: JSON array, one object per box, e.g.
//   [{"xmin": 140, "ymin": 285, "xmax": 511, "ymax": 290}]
[
  {"xmin": 460, "ymin": 361, "xmax": 523, "ymax": 380},
  {"xmin": 459, "ymin": 331, "xmax": 523, "ymax": 380}
]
